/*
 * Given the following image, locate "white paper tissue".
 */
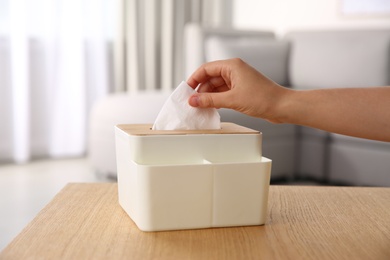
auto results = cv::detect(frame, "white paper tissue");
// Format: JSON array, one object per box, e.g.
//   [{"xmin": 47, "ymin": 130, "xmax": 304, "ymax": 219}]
[{"xmin": 152, "ymin": 81, "xmax": 221, "ymax": 130}]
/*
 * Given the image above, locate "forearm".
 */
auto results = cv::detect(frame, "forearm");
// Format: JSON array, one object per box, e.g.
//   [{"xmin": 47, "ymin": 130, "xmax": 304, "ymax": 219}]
[{"xmin": 277, "ymin": 87, "xmax": 390, "ymax": 142}]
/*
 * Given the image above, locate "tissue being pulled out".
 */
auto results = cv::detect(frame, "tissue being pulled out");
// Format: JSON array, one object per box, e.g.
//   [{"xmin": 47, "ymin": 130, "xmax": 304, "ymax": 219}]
[{"xmin": 152, "ymin": 81, "xmax": 221, "ymax": 130}]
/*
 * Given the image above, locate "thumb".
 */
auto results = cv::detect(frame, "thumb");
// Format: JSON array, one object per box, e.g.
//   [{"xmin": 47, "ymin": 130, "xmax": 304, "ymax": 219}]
[{"xmin": 188, "ymin": 92, "xmax": 227, "ymax": 109}]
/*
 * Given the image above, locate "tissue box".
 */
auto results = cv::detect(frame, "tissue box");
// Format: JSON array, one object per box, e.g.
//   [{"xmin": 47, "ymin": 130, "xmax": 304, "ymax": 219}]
[{"xmin": 115, "ymin": 123, "xmax": 272, "ymax": 231}]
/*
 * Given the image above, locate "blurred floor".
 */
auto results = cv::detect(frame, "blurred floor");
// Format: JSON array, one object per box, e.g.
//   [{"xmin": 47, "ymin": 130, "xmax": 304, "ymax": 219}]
[{"xmin": 0, "ymin": 157, "xmax": 110, "ymax": 252}]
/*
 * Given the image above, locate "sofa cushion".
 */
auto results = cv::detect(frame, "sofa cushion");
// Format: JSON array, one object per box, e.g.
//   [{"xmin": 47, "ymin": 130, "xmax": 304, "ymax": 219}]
[
  {"xmin": 287, "ymin": 30, "xmax": 390, "ymax": 89},
  {"xmin": 205, "ymin": 36, "xmax": 290, "ymax": 85},
  {"xmin": 218, "ymin": 108, "xmax": 297, "ymax": 180},
  {"xmin": 328, "ymin": 133, "xmax": 390, "ymax": 186}
]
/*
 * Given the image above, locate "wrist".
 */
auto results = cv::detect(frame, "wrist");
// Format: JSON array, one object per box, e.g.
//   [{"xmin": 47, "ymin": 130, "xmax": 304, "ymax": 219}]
[{"xmin": 266, "ymin": 86, "xmax": 297, "ymax": 124}]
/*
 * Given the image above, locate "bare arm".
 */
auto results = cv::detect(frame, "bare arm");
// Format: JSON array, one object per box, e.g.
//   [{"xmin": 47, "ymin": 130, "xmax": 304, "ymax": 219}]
[
  {"xmin": 279, "ymin": 87, "xmax": 390, "ymax": 141},
  {"xmin": 187, "ymin": 58, "xmax": 390, "ymax": 142}
]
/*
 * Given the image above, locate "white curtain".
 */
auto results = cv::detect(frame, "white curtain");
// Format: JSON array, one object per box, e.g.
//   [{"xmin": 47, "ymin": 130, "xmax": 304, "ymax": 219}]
[
  {"xmin": 119, "ymin": 0, "xmax": 233, "ymax": 93},
  {"xmin": 0, "ymin": 0, "xmax": 232, "ymax": 164},
  {"xmin": 0, "ymin": 0, "xmax": 116, "ymax": 163}
]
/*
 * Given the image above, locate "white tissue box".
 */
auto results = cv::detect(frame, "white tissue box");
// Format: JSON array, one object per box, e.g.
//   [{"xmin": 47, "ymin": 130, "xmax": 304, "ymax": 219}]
[{"xmin": 115, "ymin": 123, "xmax": 272, "ymax": 231}]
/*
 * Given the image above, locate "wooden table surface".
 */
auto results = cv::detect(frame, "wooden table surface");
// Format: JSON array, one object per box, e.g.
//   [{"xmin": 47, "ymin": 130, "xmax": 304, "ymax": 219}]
[{"xmin": 1, "ymin": 183, "xmax": 390, "ymax": 259}]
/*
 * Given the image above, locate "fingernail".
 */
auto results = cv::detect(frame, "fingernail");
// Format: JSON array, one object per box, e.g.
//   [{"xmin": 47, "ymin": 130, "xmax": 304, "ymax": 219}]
[{"xmin": 189, "ymin": 95, "xmax": 199, "ymax": 107}]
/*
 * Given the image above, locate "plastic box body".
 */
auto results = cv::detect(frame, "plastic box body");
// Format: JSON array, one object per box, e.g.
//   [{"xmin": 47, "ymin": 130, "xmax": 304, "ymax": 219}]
[{"xmin": 115, "ymin": 123, "xmax": 272, "ymax": 231}]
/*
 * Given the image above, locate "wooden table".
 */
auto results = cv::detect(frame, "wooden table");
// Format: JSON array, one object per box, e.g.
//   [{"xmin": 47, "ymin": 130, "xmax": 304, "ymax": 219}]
[{"xmin": 1, "ymin": 183, "xmax": 390, "ymax": 259}]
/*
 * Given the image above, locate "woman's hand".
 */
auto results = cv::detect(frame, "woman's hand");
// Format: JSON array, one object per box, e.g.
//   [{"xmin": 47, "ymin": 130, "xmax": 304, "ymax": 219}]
[{"xmin": 187, "ymin": 58, "xmax": 291, "ymax": 123}]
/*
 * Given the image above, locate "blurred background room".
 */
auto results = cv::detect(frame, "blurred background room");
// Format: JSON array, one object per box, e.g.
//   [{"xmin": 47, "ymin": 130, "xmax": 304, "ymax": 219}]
[{"xmin": 1, "ymin": 0, "xmax": 390, "ymax": 251}]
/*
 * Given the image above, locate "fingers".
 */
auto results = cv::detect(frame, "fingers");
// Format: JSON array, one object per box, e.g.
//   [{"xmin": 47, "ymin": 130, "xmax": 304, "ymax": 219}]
[
  {"xmin": 187, "ymin": 59, "xmax": 243, "ymax": 109},
  {"xmin": 187, "ymin": 60, "xmax": 231, "ymax": 89},
  {"xmin": 188, "ymin": 95, "xmax": 200, "ymax": 107},
  {"xmin": 196, "ymin": 78, "xmax": 230, "ymax": 93},
  {"xmin": 188, "ymin": 92, "xmax": 231, "ymax": 109},
  {"xmin": 188, "ymin": 93, "xmax": 216, "ymax": 108}
]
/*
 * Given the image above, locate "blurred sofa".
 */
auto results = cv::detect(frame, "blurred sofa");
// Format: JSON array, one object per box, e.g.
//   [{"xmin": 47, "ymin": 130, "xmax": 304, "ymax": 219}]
[{"xmin": 88, "ymin": 23, "xmax": 390, "ymax": 186}]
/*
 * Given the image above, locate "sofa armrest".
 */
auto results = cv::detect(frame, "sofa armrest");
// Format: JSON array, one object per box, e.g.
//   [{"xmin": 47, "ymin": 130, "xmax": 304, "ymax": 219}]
[{"xmin": 88, "ymin": 92, "xmax": 170, "ymax": 175}]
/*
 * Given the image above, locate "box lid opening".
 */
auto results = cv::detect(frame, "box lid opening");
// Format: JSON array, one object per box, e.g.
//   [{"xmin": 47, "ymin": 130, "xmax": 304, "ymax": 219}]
[{"xmin": 116, "ymin": 122, "xmax": 259, "ymax": 136}]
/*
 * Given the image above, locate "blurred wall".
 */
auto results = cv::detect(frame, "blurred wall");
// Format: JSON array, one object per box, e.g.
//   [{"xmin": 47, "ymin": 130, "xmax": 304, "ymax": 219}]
[{"xmin": 233, "ymin": 0, "xmax": 390, "ymax": 36}]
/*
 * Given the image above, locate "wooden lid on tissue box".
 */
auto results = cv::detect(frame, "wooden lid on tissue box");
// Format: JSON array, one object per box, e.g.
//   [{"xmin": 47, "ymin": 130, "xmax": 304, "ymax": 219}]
[{"xmin": 116, "ymin": 122, "xmax": 259, "ymax": 136}]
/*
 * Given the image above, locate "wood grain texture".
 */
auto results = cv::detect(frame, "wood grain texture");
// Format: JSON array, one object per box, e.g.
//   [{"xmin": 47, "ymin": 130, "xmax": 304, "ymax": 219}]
[
  {"xmin": 1, "ymin": 184, "xmax": 390, "ymax": 260},
  {"xmin": 116, "ymin": 122, "xmax": 259, "ymax": 136}
]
